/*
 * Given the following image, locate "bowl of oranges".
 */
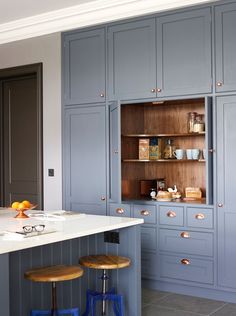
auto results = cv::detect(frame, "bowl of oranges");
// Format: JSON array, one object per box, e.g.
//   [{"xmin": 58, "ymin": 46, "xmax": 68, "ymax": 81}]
[{"xmin": 11, "ymin": 200, "xmax": 37, "ymax": 218}]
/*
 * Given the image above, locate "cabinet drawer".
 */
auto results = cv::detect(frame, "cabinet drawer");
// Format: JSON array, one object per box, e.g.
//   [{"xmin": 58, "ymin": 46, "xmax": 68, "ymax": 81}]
[
  {"xmin": 187, "ymin": 208, "xmax": 213, "ymax": 229},
  {"xmin": 159, "ymin": 254, "xmax": 213, "ymax": 284},
  {"xmin": 159, "ymin": 229, "xmax": 213, "ymax": 256},
  {"xmin": 109, "ymin": 203, "xmax": 131, "ymax": 217},
  {"xmin": 159, "ymin": 206, "xmax": 184, "ymax": 226},
  {"xmin": 141, "ymin": 252, "xmax": 158, "ymax": 279},
  {"xmin": 141, "ymin": 226, "xmax": 157, "ymax": 252},
  {"xmin": 133, "ymin": 205, "xmax": 156, "ymax": 224}
]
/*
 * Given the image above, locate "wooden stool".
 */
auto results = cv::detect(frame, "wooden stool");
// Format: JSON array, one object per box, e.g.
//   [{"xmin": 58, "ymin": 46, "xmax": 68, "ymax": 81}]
[
  {"xmin": 79, "ymin": 255, "xmax": 131, "ymax": 316},
  {"xmin": 25, "ymin": 265, "xmax": 83, "ymax": 316}
]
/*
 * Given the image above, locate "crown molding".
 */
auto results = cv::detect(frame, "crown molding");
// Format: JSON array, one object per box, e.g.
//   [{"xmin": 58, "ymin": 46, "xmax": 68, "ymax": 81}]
[{"xmin": 0, "ymin": 0, "xmax": 215, "ymax": 44}]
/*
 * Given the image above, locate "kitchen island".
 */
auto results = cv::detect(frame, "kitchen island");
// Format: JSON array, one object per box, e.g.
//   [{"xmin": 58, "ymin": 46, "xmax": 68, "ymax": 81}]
[{"xmin": 0, "ymin": 209, "xmax": 143, "ymax": 316}]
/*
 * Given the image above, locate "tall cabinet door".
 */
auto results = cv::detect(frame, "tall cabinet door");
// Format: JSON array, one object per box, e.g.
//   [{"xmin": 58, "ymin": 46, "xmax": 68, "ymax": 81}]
[
  {"xmin": 63, "ymin": 28, "xmax": 106, "ymax": 105},
  {"xmin": 64, "ymin": 106, "xmax": 107, "ymax": 215},
  {"xmin": 109, "ymin": 101, "xmax": 121, "ymax": 203},
  {"xmin": 215, "ymin": 3, "xmax": 236, "ymax": 92},
  {"xmin": 108, "ymin": 19, "xmax": 156, "ymax": 101},
  {"xmin": 156, "ymin": 8, "xmax": 212, "ymax": 97},
  {"xmin": 217, "ymin": 96, "xmax": 236, "ymax": 289}
]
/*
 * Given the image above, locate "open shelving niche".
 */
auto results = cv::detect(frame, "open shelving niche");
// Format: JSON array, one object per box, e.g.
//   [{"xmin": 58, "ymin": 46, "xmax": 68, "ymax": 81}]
[{"xmin": 121, "ymin": 98, "xmax": 211, "ymax": 203}]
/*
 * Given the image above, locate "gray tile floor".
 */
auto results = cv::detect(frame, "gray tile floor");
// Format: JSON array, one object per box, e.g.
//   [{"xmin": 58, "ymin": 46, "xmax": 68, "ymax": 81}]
[{"xmin": 142, "ymin": 288, "xmax": 236, "ymax": 316}]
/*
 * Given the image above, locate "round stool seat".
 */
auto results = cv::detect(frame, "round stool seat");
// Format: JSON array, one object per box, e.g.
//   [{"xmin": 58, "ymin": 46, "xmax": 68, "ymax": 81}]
[
  {"xmin": 24, "ymin": 264, "xmax": 83, "ymax": 283},
  {"xmin": 79, "ymin": 254, "xmax": 131, "ymax": 270}
]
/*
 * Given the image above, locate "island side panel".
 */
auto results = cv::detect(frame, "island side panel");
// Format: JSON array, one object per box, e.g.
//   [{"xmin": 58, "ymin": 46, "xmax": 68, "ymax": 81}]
[
  {"xmin": 0, "ymin": 253, "xmax": 10, "ymax": 316},
  {"xmin": 8, "ymin": 225, "xmax": 141, "ymax": 316}
]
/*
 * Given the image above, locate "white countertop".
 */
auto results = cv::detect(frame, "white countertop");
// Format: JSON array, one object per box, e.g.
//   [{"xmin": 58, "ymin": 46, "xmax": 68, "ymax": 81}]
[{"xmin": 0, "ymin": 209, "xmax": 143, "ymax": 255}]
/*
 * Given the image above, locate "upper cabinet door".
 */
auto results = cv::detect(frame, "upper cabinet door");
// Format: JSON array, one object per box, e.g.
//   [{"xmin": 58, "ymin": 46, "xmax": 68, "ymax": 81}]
[
  {"xmin": 215, "ymin": 3, "xmax": 236, "ymax": 92},
  {"xmin": 156, "ymin": 8, "xmax": 212, "ymax": 97},
  {"xmin": 108, "ymin": 19, "xmax": 156, "ymax": 101},
  {"xmin": 63, "ymin": 28, "xmax": 106, "ymax": 105}
]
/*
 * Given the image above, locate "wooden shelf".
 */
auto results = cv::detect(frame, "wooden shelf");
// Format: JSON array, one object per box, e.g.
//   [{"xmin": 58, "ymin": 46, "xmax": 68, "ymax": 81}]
[
  {"xmin": 122, "ymin": 132, "xmax": 205, "ymax": 138},
  {"xmin": 122, "ymin": 159, "xmax": 206, "ymax": 163}
]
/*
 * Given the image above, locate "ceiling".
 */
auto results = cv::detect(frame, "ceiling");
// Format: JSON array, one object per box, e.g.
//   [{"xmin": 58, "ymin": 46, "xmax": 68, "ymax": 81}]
[
  {"xmin": 0, "ymin": 0, "xmax": 216, "ymax": 44},
  {"xmin": 0, "ymin": 0, "xmax": 93, "ymax": 24}
]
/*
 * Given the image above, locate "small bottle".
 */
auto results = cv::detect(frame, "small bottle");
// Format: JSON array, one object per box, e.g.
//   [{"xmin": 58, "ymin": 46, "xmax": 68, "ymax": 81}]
[
  {"xmin": 164, "ymin": 139, "xmax": 176, "ymax": 159},
  {"xmin": 187, "ymin": 112, "xmax": 197, "ymax": 133}
]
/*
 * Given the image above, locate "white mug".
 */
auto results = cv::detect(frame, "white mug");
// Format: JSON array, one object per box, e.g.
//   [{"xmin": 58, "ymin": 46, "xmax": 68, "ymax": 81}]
[
  {"xmin": 173, "ymin": 149, "xmax": 185, "ymax": 160},
  {"xmin": 192, "ymin": 148, "xmax": 200, "ymax": 160},
  {"xmin": 186, "ymin": 149, "xmax": 193, "ymax": 160},
  {"xmin": 202, "ymin": 149, "xmax": 206, "ymax": 160}
]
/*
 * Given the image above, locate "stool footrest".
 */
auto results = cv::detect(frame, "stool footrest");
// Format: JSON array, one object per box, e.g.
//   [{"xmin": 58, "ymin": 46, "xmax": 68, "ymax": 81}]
[
  {"xmin": 31, "ymin": 307, "xmax": 79, "ymax": 316},
  {"xmin": 82, "ymin": 289, "xmax": 124, "ymax": 316}
]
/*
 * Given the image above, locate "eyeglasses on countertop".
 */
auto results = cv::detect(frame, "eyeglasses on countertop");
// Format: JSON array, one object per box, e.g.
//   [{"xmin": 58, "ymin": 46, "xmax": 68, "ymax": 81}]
[{"xmin": 22, "ymin": 224, "xmax": 45, "ymax": 234}]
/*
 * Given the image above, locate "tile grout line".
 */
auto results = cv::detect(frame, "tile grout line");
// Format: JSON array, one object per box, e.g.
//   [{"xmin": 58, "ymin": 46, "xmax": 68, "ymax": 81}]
[{"xmin": 208, "ymin": 302, "xmax": 228, "ymax": 316}]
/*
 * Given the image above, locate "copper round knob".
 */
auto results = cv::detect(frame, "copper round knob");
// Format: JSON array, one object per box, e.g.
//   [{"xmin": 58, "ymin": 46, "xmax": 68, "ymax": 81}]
[
  {"xmin": 101, "ymin": 197, "xmax": 106, "ymax": 201},
  {"xmin": 151, "ymin": 88, "xmax": 156, "ymax": 93},
  {"xmin": 217, "ymin": 82, "xmax": 223, "ymax": 87},
  {"xmin": 100, "ymin": 93, "xmax": 105, "ymax": 97},
  {"xmin": 218, "ymin": 203, "xmax": 223, "ymax": 207},
  {"xmin": 156, "ymin": 88, "xmax": 162, "ymax": 92}
]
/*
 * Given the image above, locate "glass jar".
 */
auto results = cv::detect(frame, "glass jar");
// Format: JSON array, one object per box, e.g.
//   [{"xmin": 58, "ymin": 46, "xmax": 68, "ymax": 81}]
[
  {"xmin": 187, "ymin": 112, "xmax": 197, "ymax": 133},
  {"xmin": 193, "ymin": 114, "xmax": 205, "ymax": 133},
  {"xmin": 164, "ymin": 139, "xmax": 176, "ymax": 159},
  {"xmin": 150, "ymin": 188, "xmax": 157, "ymax": 199}
]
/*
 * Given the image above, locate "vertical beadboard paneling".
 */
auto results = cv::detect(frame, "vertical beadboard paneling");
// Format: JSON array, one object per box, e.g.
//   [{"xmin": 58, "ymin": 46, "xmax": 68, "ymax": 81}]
[{"xmin": 8, "ymin": 227, "xmax": 141, "ymax": 316}]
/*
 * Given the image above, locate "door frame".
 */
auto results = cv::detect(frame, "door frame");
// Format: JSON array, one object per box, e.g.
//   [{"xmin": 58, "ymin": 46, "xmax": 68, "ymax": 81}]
[{"xmin": 0, "ymin": 63, "xmax": 43, "ymax": 209}]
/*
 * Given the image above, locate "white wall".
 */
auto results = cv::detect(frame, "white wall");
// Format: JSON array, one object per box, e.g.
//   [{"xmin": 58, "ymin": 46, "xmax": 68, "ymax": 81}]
[{"xmin": 0, "ymin": 33, "xmax": 62, "ymax": 210}]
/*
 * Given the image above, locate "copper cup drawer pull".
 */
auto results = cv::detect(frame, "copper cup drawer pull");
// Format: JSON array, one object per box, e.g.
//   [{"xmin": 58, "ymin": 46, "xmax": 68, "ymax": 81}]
[
  {"xmin": 180, "ymin": 232, "xmax": 190, "ymax": 238},
  {"xmin": 167, "ymin": 211, "xmax": 176, "ymax": 218},
  {"xmin": 116, "ymin": 208, "xmax": 124, "ymax": 214},
  {"xmin": 195, "ymin": 213, "xmax": 205, "ymax": 220},
  {"xmin": 140, "ymin": 210, "xmax": 150, "ymax": 216},
  {"xmin": 181, "ymin": 258, "xmax": 190, "ymax": 265}
]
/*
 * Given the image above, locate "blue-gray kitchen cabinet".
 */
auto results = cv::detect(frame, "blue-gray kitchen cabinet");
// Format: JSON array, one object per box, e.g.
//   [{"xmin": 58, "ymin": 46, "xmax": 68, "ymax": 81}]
[
  {"xmin": 217, "ymin": 95, "xmax": 236, "ymax": 289},
  {"xmin": 156, "ymin": 8, "xmax": 212, "ymax": 97},
  {"xmin": 215, "ymin": 3, "xmax": 236, "ymax": 93},
  {"xmin": 63, "ymin": 106, "xmax": 107, "ymax": 215},
  {"xmin": 108, "ymin": 19, "xmax": 156, "ymax": 101},
  {"xmin": 63, "ymin": 28, "xmax": 106, "ymax": 105}
]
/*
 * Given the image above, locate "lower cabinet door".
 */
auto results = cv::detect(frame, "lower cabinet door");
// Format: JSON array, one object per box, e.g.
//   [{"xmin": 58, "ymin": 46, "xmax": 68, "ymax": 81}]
[
  {"xmin": 141, "ymin": 226, "xmax": 157, "ymax": 252},
  {"xmin": 159, "ymin": 254, "xmax": 213, "ymax": 284},
  {"xmin": 141, "ymin": 252, "xmax": 158, "ymax": 280}
]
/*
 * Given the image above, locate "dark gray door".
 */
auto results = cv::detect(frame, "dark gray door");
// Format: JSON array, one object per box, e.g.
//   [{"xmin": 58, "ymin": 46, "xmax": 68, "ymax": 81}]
[
  {"xmin": 109, "ymin": 101, "xmax": 121, "ymax": 203},
  {"xmin": 64, "ymin": 105, "xmax": 107, "ymax": 215},
  {"xmin": 108, "ymin": 19, "xmax": 156, "ymax": 101},
  {"xmin": 2, "ymin": 76, "xmax": 40, "ymax": 206},
  {"xmin": 217, "ymin": 95, "xmax": 236, "ymax": 289},
  {"xmin": 156, "ymin": 8, "xmax": 212, "ymax": 97},
  {"xmin": 215, "ymin": 3, "xmax": 236, "ymax": 92},
  {"xmin": 63, "ymin": 28, "xmax": 106, "ymax": 105}
]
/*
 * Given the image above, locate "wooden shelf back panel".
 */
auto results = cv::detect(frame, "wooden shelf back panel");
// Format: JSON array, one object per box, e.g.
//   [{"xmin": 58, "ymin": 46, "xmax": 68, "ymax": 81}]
[
  {"xmin": 121, "ymin": 103, "xmax": 145, "ymax": 135},
  {"xmin": 143, "ymin": 99, "xmax": 205, "ymax": 134},
  {"xmin": 144, "ymin": 162, "xmax": 206, "ymax": 197}
]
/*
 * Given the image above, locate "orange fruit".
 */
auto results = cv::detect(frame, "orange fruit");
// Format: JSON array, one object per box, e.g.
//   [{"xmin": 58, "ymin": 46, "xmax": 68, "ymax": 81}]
[
  {"xmin": 17, "ymin": 202, "xmax": 26, "ymax": 211},
  {"xmin": 11, "ymin": 201, "xmax": 20, "ymax": 209},
  {"xmin": 22, "ymin": 200, "xmax": 31, "ymax": 208}
]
